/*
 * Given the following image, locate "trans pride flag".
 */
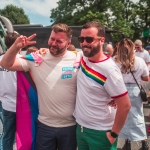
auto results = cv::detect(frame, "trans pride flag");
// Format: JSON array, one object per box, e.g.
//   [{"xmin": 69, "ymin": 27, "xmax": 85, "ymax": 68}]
[{"xmin": 16, "ymin": 53, "xmax": 42, "ymax": 150}]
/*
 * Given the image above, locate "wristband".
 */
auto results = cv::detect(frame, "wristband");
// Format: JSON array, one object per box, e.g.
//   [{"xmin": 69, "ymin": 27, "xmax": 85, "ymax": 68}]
[
  {"xmin": 110, "ymin": 131, "xmax": 118, "ymax": 138},
  {"xmin": 106, "ymin": 130, "xmax": 118, "ymax": 138}
]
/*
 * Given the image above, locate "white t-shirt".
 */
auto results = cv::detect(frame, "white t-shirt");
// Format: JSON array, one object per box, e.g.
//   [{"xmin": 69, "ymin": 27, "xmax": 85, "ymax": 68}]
[
  {"xmin": 135, "ymin": 49, "xmax": 150, "ymax": 64},
  {"xmin": 74, "ymin": 55, "xmax": 127, "ymax": 130},
  {"xmin": 114, "ymin": 56, "xmax": 149, "ymax": 84},
  {"xmin": 19, "ymin": 50, "xmax": 78, "ymax": 127},
  {"xmin": 0, "ymin": 55, "xmax": 17, "ymax": 112}
]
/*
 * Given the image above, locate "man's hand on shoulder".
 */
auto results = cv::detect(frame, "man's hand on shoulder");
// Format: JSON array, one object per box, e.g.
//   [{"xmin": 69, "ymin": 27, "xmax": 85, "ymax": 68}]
[{"xmin": 36, "ymin": 48, "xmax": 49, "ymax": 56}]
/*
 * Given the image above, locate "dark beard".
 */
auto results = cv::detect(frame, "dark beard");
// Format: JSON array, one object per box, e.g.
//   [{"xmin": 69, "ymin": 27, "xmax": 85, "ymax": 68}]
[
  {"xmin": 48, "ymin": 44, "xmax": 67, "ymax": 56},
  {"xmin": 81, "ymin": 44, "xmax": 100, "ymax": 57}
]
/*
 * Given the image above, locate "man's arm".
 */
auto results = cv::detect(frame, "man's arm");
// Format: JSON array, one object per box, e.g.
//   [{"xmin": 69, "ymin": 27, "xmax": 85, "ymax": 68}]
[
  {"xmin": 141, "ymin": 75, "xmax": 149, "ymax": 81},
  {"xmin": 107, "ymin": 94, "xmax": 131, "ymax": 144},
  {"xmin": 1, "ymin": 34, "xmax": 36, "ymax": 71}
]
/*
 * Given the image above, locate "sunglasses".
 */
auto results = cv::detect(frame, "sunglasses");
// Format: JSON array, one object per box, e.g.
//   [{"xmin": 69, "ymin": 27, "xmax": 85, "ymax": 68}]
[
  {"xmin": 78, "ymin": 36, "xmax": 102, "ymax": 43},
  {"xmin": 135, "ymin": 46, "xmax": 140, "ymax": 49}
]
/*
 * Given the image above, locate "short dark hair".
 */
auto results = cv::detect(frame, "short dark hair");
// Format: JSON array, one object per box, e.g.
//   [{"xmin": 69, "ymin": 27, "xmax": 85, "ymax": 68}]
[
  {"xmin": 82, "ymin": 21, "xmax": 105, "ymax": 37},
  {"xmin": 145, "ymin": 45, "xmax": 150, "ymax": 50},
  {"xmin": 52, "ymin": 23, "xmax": 72, "ymax": 39},
  {"xmin": 5, "ymin": 32, "xmax": 20, "ymax": 49}
]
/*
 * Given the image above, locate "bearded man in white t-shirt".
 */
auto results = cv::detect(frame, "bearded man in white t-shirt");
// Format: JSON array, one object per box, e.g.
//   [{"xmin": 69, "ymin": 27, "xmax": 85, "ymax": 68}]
[
  {"xmin": 0, "ymin": 24, "xmax": 78, "ymax": 150},
  {"xmin": 73, "ymin": 21, "xmax": 131, "ymax": 150}
]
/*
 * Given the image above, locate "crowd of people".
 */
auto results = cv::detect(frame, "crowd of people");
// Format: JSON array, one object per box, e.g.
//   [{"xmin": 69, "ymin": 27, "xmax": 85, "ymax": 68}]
[{"xmin": 0, "ymin": 21, "xmax": 150, "ymax": 150}]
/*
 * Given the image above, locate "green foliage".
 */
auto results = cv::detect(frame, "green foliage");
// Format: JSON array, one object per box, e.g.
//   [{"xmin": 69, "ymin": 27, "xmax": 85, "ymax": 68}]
[
  {"xmin": 0, "ymin": 4, "xmax": 30, "ymax": 24},
  {"xmin": 50, "ymin": 0, "xmax": 150, "ymax": 45},
  {"xmin": 50, "ymin": 0, "xmax": 110, "ymax": 25},
  {"xmin": 131, "ymin": 0, "xmax": 150, "ymax": 44}
]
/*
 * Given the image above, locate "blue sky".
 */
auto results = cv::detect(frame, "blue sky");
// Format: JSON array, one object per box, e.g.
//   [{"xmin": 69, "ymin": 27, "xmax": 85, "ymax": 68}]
[{"xmin": 0, "ymin": 0, "xmax": 59, "ymax": 26}]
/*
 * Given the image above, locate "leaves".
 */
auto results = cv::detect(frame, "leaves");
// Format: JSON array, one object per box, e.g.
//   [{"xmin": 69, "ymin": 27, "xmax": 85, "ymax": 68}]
[
  {"xmin": 0, "ymin": 4, "xmax": 30, "ymax": 24},
  {"xmin": 50, "ymin": 0, "xmax": 150, "ymax": 45}
]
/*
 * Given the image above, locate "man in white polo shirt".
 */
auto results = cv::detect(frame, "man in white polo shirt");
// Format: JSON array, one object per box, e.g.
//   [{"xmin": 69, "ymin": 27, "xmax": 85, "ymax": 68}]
[{"xmin": 134, "ymin": 39, "xmax": 150, "ymax": 65}]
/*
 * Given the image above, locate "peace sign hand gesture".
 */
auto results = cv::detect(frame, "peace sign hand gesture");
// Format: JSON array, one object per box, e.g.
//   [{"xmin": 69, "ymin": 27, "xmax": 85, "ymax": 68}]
[{"xmin": 14, "ymin": 34, "xmax": 37, "ymax": 50}]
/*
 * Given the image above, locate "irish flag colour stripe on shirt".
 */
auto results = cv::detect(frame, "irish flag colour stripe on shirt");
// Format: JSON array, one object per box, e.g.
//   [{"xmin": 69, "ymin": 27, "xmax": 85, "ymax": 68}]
[{"xmin": 80, "ymin": 57, "xmax": 107, "ymax": 86}]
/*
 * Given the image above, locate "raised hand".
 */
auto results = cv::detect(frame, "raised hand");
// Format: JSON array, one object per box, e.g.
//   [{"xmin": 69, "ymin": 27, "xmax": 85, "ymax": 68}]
[{"xmin": 15, "ymin": 34, "xmax": 37, "ymax": 50}]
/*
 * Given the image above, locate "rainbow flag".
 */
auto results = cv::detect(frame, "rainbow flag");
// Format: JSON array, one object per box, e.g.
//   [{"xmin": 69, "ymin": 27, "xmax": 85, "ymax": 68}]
[{"xmin": 16, "ymin": 53, "xmax": 42, "ymax": 150}]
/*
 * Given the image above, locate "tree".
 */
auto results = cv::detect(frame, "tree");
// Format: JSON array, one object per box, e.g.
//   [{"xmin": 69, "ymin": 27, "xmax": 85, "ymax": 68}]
[
  {"xmin": 108, "ymin": 0, "xmax": 135, "ymax": 42},
  {"xmin": 50, "ymin": 0, "xmax": 135, "ymax": 43},
  {"xmin": 0, "ymin": 4, "xmax": 30, "ymax": 24},
  {"xmin": 50, "ymin": 0, "xmax": 150, "ymax": 45},
  {"xmin": 50, "ymin": 0, "xmax": 110, "ymax": 25},
  {"xmin": 130, "ymin": 0, "xmax": 150, "ymax": 45}
]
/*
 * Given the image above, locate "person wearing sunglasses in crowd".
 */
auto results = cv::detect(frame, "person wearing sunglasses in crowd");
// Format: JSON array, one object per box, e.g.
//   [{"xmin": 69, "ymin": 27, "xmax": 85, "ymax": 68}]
[
  {"xmin": 0, "ymin": 23, "xmax": 78, "ymax": 150},
  {"xmin": 113, "ymin": 38, "xmax": 149, "ymax": 150},
  {"xmin": 134, "ymin": 39, "xmax": 150, "ymax": 65},
  {"xmin": 73, "ymin": 21, "xmax": 131, "ymax": 150}
]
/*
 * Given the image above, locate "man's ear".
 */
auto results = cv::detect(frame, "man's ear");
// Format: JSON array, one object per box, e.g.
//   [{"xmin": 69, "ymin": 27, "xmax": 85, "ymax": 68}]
[
  {"xmin": 67, "ymin": 41, "xmax": 71, "ymax": 48},
  {"xmin": 101, "ymin": 37, "xmax": 105, "ymax": 42}
]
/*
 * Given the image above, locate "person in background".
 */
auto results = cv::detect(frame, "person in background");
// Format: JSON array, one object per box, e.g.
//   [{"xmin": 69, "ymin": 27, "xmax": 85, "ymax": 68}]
[
  {"xmin": 0, "ymin": 32, "xmax": 20, "ymax": 150},
  {"xmin": 145, "ymin": 45, "xmax": 150, "ymax": 56},
  {"xmin": 0, "ymin": 23, "xmax": 78, "ymax": 150},
  {"xmin": 134, "ymin": 39, "xmax": 150, "ymax": 65},
  {"xmin": 145, "ymin": 45, "xmax": 150, "ymax": 55},
  {"xmin": 111, "ymin": 42, "xmax": 119, "ymax": 57},
  {"xmin": 113, "ymin": 38, "xmax": 149, "ymax": 150},
  {"xmin": 0, "ymin": 86, "xmax": 3, "ymax": 149},
  {"xmin": 145, "ymin": 45, "xmax": 150, "ymax": 71},
  {"xmin": 73, "ymin": 21, "xmax": 131, "ymax": 150},
  {"xmin": 26, "ymin": 46, "xmax": 38, "ymax": 55},
  {"xmin": 145, "ymin": 45, "xmax": 150, "ymax": 131},
  {"xmin": 67, "ymin": 44, "xmax": 78, "ymax": 55},
  {"xmin": 105, "ymin": 43, "xmax": 114, "ymax": 56}
]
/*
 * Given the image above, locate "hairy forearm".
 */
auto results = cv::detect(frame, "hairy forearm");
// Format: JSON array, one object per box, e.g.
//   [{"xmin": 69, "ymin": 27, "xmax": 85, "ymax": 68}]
[{"xmin": 1, "ymin": 43, "xmax": 20, "ymax": 69}]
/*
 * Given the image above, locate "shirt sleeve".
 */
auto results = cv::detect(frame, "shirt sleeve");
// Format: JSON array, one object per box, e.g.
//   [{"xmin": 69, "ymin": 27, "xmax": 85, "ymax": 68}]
[
  {"xmin": 104, "ymin": 67, "xmax": 128, "ymax": 99},
  {"xmin": 141, "ymin": 58, "xmax": 149, "ymax": 77},
  {"xmin": 18, "ymin": 57, "xmax": 30, "ymax": 72}
]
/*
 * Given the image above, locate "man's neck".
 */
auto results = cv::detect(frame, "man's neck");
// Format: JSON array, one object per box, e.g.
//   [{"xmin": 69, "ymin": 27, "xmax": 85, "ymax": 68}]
[
  {"xmin": 50, "ymin": 49, "xmax": 67, "ymax": 57},
  {"xmin": 88, "ymin": 51, "xmax": 107, "ymax": 62}
]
